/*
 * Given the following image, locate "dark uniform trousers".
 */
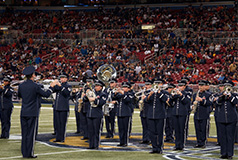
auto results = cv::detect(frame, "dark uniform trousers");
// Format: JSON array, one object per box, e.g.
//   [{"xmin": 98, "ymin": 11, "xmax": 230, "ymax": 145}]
[
  {"xmin": 140, "ymin": 90, "xmax": 151, "ymax": 142},
  {"xmin": 193, "ymin": 91, "xmax": 213, "ymax": 146},
  {"xmin": 105, "ymin": 111, "xmax": 116, "ymax": 138},
  {"xmin": 1, "ymin": 108, "xmax": 13, "ymax": 138},
  {"xmin": 141, "ymin": 117, "xmax": 150, "ymax": 142},
  {"xmin": 86, "ymin": 90, "xmax": 106, "ymax": 148},
  {"xmin": 71, "ymin": 91, "xmax": 82, "ymax": 133},
  {"xmin": 118, "ymin": 116, "xmax": 131, "ymax": 145},
  {"xmin": 148, "ymin": 118, "xmax": 165, "ymax": 152},
  {"xmin": 51, "ymin": 82, "xmax": 71, "ymax": 142},
  {"xmin": 55, "ymin": 111, "xmax": 69, "ymax": 141},
  {"xmin": 170, "ymin": 90, "xmax": 191, "ymax": 150},
  {"xmin": 0, "ymin": 85, "xmax": 14, "ymax": 138},
  {"xmin": 216, "ymin": 93, "xmax": 237, "ymax": 157},
  {"xmin": 145, "ymin": 90, "xmax": 168, "ymax": 152},
  {"xmin": 214, "ymin": 115, "xmax": 221, "ymax": 144},
  {"xmin": 113, "ymin": 91, "xmax": 134, "ymax": 145},
  {"xmin": 165, "ymin": 91, "xmax": 174, "ymax": 141},
  {"xmin": 185, "ymin": 86, "xmax": 193, "ymax": 139},
  {"xmin": 81, "ymin": 100, "xmax": 90, "ymax": 139},
  {"xmin": 165, "ymin": 116, "xmax": 173, "ymax": 141},
  {"xmin": 20, "ymin": 116, "xmax": 37, "ymax": 157},
  {"xmin": 87, "ymin": 117, "xmax": 103, "ymax": 148},
  {"xmin": 18, "ymin": 79, "xmax": 52, "ymax": 158},
  {"xmin": 172, "ymin": 115, "xmax": 187, "ymax": 149}
]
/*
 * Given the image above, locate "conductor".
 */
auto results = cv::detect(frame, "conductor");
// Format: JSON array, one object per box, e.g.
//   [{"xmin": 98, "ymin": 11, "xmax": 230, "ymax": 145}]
[{"xmin": 18, "ymin": 66, "xmax": 53, "ymax": 158}]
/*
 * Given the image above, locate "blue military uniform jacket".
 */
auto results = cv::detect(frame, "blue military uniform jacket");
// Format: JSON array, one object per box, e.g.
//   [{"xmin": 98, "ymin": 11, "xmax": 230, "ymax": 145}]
[
  {"xmin": 71, "ymin": 90, "xmax": 82, "ymax": 111},
  {"xmin": 113, "ymin": 91, "xmax": 134, "ymax": 117},
  {"xmin": 50, "ymin": 82, "xmax": 71, "ymax": 111},
  {"xmin": 18, "ymin": 79, "xmax": 52, "ymax": 117},
  {"xmin": 185, "ymin": 86, "xmax": 193, "ymax": 112},
  {"xmin": 145, "ymin": 90, "xmax": 168, "ymax": 119},
  {"xmin": 0, "ymin": 85, "xmax": 14, "ymax": 109},
  {"xmin": 86, "ymin": 90, "xmax": 107, "ymax": 118},
  {"xmin": 215, "ymin": 93, "xmax": 238, "ymax": 123},
  {"xmin": 140, "ymin": 89, "xmax": 151, "ymax": 118},
  {"xmin": 104, "ymin": 87, "xmax": 117, "ymax": 113},
  {"xmin": 164, "ymin": 90, "xmax": 173, "ymax": 118},
  {"xmin": 192, "ymin": 91, "xmax": 213, "ymax": 120},
  {"xmin": 170, "ymin": 90, "xmax": 191, "ymax": 116}
]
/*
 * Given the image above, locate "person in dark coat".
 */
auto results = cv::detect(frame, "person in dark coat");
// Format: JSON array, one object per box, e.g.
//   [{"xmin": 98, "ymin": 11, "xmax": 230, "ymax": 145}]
[
  {"xmin": 51, "ymin": 73, "xmax": 71, "ymax": 143},
  {"xmin": 215, "ymin": 80, "xmax": 237, "ymax": 159},
  {"xmin": 113, "ymin": 82, "xmax": 134, "ymax": 147},
  {"xmin": 71, "ymin": 81, "xmax": 84, "ymax": 134},
  {"xmin": 145, "ymin": 79, "xmax": 169, "ymax": 154},
  {"xmin": 86, "ymin": 80, "xmax": 107, "ymax": 149},
  {"xmin": 104, "ymin": 78, "xmax": 117, "ymax": 138},
  {"xmin": 170, "ymin": 80, "xmax": 191, "ymax": 151},
  {"xmin": 18, "ymin": 66, "xmax": 53, "ymax": 158},
  {"xmin": 0, "ymin": 76, "xmax": 14, "ymax": 139},
  {"xmin": 192, "ymin": 80, "xmax": 213, "ymax": 148}
]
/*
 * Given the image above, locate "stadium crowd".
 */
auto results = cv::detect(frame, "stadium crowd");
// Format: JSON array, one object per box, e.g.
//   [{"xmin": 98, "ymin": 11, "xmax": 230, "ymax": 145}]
[{"xmin": 0, "ymin": 4, "xmax": 237, "ymax": 84}]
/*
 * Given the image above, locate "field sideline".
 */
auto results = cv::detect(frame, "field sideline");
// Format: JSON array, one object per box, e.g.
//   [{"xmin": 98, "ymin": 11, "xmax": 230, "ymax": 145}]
[{"xmin": 0, "ymin": 103, "xmax": 237, "ymax": 160}]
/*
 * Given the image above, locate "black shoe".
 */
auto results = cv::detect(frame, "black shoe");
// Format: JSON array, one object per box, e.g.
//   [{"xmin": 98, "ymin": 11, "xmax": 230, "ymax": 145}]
[
  {"xmin": 149, "ymin": 151, "xmax": 158, "ymax": 154},
  {"xmin": 105, "ymin": 135, "xmax": 112, "ymax": 138},
  {"xmin": 121, "ymin": 144, "xmax": 127, "ymax": 147},
  {"xmin": 165, "ymin": 139, "xmax": 173, "ymax": 142},
  {"xmin": 52, "ymin": 133, "xmax": 56, "ymax": 135},
  {"xmin": 216, "ymin": 143, "xmax": 221, "ymax": 146},
  {"xmin": 220, "ymin": 155, "xmax": 228, "ymax": 159},
  {"xmin": 81, "ymin": 137, "xmax": 89, "ymax": 140},
  {"xmin": 75, "ymin": 131, "xmax": 81, "ymax": 134},
  {"xmin": 173, "ymin": 148, "xmax": 180, "ymax": 151},
  {"xmin": 194, "ymin": 145, "xmax": 205, "ymax": 148},
  {"xmin": 140, "ymin": 141, "xmax": 150, "ymax": 144},
  {"xmin": 53, "ymin": 140, "xmax": 64, "ymax": 143},
  {"xmin": 117, "ymin": 144, "xmax": 124, "ymax": 146},
  {"xmin": 157, "ymin": 151, "xmax": 163, "ymax": 154},
  {"xmin": 23, "ymin": 155, "xmax": 37, "ymax": 158},
  {"xmin": 227, "ymin": 156, "xmax": 233, "ymax": 159}
]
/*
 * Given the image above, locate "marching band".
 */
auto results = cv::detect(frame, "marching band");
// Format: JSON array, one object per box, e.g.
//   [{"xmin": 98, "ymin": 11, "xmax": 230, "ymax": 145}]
[{"xmin": 0, "ymin": 65, "xmax": 238, "ymax": 159}]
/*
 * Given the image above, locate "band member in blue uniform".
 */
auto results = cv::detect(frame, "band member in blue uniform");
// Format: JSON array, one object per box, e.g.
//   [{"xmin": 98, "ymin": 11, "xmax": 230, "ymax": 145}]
[
  {"xmin": 51, "ymin": 73, "xmax": 71, "ymax": 142},
  {"xmin": 0, "ymin": 76, "xmax": 14, "ymax": 139},
  {"xmin": 139, "ymin": 79, "xmax": 152, "ymax": 144},
  {"xmin": 81, "ymin": 78, "xmax": 94, "ymax": 140},
  {"xmin": 86, "ymin": 80, "xmax": 106, "ymax": 149},
  {"xmin": 71, "ymin": 81, "xmax": 84, "ymax": 134},
  {"xmin": 215, "ymin": 80, "xmax": 237, "ymax": 159},
  {"xmin": 192, "ymin": 80, "xmax": 213, "ymax": 148},
  {"xmin": 181, "ymin": 77, "xmax": 193, "ymax": 139},
  {"xmin": 214, "ymin": 82, "xmax": 224, "ymax": 146},
  {"xmin": 129, "ymin": 81, "xmax": 136, "ymax": 137},
  {"xmin": 104, "ymin": 78, "xmax": 117, "ymax": 138},
  {"xmin": 18, "ymin": 66, "xmax": 53, "ymax": 158},
  {"xmin": 164, "ymin": 83, "xmax": 176, "ymax": 142},
  {"xmin": 145, "ymin": 78, "xmax": 169, "ymax": 154},
  {"xmin": 170, "ymin": 80, "xmax": 191, "ymax": 151},
  {"xmin": 113, "ymin": 82, "xmax": 134, "ymax": 147}
]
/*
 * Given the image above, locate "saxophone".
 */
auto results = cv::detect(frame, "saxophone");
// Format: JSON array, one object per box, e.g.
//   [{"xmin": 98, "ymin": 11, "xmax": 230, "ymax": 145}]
[
  {"xmin": 77, "ymin": 84, "xmax": 86, "ymax": 112},
  {"xmin": 192, "ymin": 90, "xmax": 200, "ymax": 113},
  {"xmin": 138, "ymin": 89, "xmax": 145, "ymax": 111}
]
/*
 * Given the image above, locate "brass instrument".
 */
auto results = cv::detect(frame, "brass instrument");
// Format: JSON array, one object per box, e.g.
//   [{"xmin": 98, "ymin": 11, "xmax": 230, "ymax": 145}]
[
  {"xmin": 171, "ymin": 88, "xmax": 180, "ymax": 96},
  {"xmin": 97, "ymin": 64, "xmax": 117, "ymax": 115},
  {"xmin": 152, "ymin": 84, "xmax": 161, "ymax": 92},
  {"xmin": 224, "ymin": 86, "xmax": 232, "ymax": 96},
  {"xmin": 135, "ymin": 88, "xmax": 146, "ymax": 111},
  {"xmin": 77, "ymin": 84, "xmax": 86, "ymax": 112},
  {"xmin": 86, "ymin": 82, "xmax": 97, "ymax": 107},
  {"xmin": 192, "ymin": 90, "xmax": 200, "ymax": 113}
]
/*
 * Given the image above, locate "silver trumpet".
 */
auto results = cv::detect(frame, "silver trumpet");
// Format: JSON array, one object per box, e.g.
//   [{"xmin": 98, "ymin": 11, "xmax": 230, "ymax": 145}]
[
  {"xmin": 171, "ymin": 88, "xmax": 180, "ymax": 96},
  {"xmin": 77, "ymin": 84, "xmax": 86, "ymax": 112},
  {"xmin": 135, "ymin": 88, "xmax": 146, "ymax": 111}
]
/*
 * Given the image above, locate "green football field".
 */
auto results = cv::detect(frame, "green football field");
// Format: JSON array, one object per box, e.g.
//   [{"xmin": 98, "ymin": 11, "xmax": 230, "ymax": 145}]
[{"xmin": 0, "ymin": 103, "xmax": 237, "ymax": 160}]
